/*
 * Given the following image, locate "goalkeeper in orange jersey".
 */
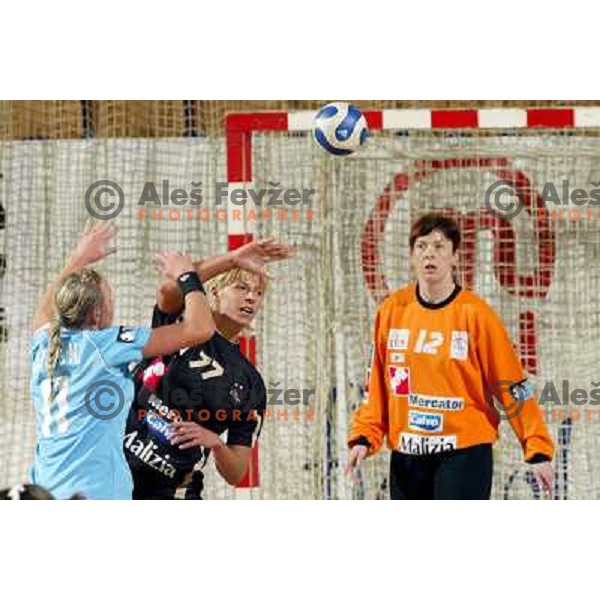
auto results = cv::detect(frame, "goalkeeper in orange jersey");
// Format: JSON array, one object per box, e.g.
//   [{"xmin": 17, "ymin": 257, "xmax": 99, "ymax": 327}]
[{"xmin": 345, "ymin": 213, "xmax": 554, "ymax": 500}]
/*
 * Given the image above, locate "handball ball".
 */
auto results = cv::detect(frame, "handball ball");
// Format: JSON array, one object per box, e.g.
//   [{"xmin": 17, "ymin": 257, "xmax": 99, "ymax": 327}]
[{"xmin": 312, "ymin": 102, "xmax": 368, "ymax": 156}]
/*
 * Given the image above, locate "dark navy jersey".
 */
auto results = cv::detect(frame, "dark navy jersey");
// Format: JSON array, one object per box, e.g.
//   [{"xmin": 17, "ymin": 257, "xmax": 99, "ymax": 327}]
[{"xmin": 124, "ymin": 306, "xmax": 266, "ymax": 499}]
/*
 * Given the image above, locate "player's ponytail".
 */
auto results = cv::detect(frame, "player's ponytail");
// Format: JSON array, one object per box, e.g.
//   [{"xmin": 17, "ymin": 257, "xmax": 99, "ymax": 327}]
[
  {"xmin": 47, "ymin": 317, "xmax": 63, "ymax": 401},
  {"xmin": 47, "ymin": 268, "xmax": 103, "ymax": 401}
]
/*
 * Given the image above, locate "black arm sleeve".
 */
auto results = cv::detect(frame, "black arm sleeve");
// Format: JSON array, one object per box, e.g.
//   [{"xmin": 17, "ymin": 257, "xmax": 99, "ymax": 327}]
[{"xmin": 152, "ymin": 304, "xmax": 182, "ymax": 328}]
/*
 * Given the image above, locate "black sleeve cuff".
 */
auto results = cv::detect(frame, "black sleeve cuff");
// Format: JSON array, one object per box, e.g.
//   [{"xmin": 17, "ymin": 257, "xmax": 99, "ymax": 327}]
[
  {"xmin": 348, "ymin": 436, "xmax": 371, "ymax": 449},
  {"xmin": 526, "ymin": 453, "xmax": 552, "ymax": 464},
  {"xmin": 152, "ymin": 304, "xmax": 181, "ymax": 328}
]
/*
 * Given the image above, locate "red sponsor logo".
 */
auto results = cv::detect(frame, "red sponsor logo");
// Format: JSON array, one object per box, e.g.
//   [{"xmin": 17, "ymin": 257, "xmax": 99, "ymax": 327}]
[{"xmin": 389, "ymin": 366, "xmax": 410, "ymax": 395}]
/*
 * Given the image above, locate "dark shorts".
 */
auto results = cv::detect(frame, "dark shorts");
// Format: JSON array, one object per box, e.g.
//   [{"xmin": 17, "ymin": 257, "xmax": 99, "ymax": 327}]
[
  {"xmin": 131, "ymin": 470, "xmax": 204, "ymax": 500},
  {"xmin": 389, "ymin": 443, "xmax": 493, "ymax": 500},
  {"xmin": 132, "ymin": 484, "xmax": 175, "ymax": 500}
]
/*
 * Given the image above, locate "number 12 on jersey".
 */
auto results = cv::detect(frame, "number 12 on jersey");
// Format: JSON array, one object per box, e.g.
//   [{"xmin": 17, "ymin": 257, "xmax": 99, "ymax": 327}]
[{"xmin": 413, "ymin": 330, "xmax": 444, "ymax": 355}]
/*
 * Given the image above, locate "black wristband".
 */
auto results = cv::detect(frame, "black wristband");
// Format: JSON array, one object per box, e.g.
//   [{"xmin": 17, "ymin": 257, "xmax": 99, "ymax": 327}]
[
  {"xmin": 177, "ymin": 271, "xmax": 205, "ymax": 297},
  {"xmin": 348, "ymin": 436, "xmax": 371, "ymax": 449},
  {"xmin": 526, "ymin": 453, "xmax": 552, "ymax": 464}
]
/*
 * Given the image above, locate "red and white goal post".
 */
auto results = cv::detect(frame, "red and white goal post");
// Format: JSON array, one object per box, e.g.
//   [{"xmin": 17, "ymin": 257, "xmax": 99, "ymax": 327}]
[{"xmin": 226, "ymin": 106, "xmax": 600, "ymax": 500}]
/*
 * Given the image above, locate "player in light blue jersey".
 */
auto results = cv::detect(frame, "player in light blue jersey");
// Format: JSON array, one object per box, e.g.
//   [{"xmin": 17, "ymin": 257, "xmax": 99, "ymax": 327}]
[{"xmin": 29, "ymin": 222, "xmax": 215, "ymax": 499}]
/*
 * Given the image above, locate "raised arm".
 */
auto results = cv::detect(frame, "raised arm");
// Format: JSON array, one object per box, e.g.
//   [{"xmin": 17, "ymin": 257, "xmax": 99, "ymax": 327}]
[
  {"xmin": 32, "ymin": 222, "xmax": 117, "ymax": 331},
  {"xmin": 157, "ymin": 238, "xmax": 293, "ymax": 315},
  {"xmin": 142, "ymin": 251, "xmax": 216, "ymax": 358}
]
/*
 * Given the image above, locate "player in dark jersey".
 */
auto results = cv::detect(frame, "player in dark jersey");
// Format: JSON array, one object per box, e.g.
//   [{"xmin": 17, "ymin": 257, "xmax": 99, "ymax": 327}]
[{"xmin": 124, "ymin": 239, "xmax": 292, "ymax": 499}]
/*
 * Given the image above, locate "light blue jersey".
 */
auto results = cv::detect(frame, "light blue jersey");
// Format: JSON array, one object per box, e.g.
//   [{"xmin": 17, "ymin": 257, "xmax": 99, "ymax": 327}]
[{"xmin": 29, "ymin": 324, "xmax": 151, "ymax": 499}]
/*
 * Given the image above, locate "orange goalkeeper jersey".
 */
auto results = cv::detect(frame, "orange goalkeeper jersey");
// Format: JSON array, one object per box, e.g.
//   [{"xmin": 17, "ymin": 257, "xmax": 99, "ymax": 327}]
[{"xmin": 349, "ymin": 283, "xmax": 554, "ymax": 461}]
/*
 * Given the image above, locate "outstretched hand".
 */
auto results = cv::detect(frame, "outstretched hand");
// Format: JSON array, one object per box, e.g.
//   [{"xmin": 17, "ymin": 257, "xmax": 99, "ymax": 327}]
[
  {"xmin": 71, "ymin": 221, "xmax": 117, "ymax": 268},
  {"xmin": 232, "ymin": 238, "xmax": 294, "ymax": 278},
  {"xmin": 154, "ymin": 251, "xmax": 196, "ymax": 281},
  {"xmin": 33, "ymin": 221, "xmax": 117, "ymax": 331}
]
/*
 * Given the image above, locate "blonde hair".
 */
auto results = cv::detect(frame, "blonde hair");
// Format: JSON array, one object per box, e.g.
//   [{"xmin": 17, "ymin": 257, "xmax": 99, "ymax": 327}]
[
  {"xmin": 47, "ymin": 268, "xmax": 103, "ymax": 401},
  {"xmin": 205, "ymin": 268, "xmax": 268, "ymax": 299},
  {"xmin": 205, "ymin": 269, "xmax": 268, "ymax": 334}
]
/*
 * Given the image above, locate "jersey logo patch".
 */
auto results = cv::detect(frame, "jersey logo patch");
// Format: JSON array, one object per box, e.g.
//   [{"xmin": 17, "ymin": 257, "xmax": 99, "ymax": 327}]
[
  {"xmin": 399, "ymin": 433, "xmax": 457, "ymax": 455},
  {"xmin": 510, "ymin": 379, "xmax": 534, "ymax": 402},
  {"xmin": 230, "ymin": 382, "xmax": 244, "ymax": 404},
  {"xmin": 408, "ymin": 410, "xmax": 444, "ymax": 433},
  {"xmin": 142, "ymin": 357, "xmax": 168, "ymax": 393},
  {"xmin": 117, "ymin": 327, "xmax": 135, "ymax": 343},
  {"xmin": 387, "ymin": 328, "xmax": 409, "ymax": 350},
  {"xmin": 450, "ymin": 330, "xmax": 469, "ymax": 360},
  {"xmin": 389, "ymin": 366, "xmax": 410, "ymax": 395},
  {"xmin": 408, "ymin": 394, "xmax": 464, "ymax": 411},
  {"xmin": 145, "ymin": 411, "xmax": 170, "ymax": 443},
  {"xmin": 389, "ymin": 352, "xmax": 405, "ymax": 363}
]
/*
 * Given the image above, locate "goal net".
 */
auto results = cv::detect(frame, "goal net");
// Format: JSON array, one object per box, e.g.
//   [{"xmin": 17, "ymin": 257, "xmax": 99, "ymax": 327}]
[{"xmin": 1, "ymin": 103, "xmax": 599, "ymax": 499}]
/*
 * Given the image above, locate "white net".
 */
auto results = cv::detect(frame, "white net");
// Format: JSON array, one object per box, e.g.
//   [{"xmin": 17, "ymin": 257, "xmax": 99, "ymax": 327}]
[
  {"xmin": 1, "ymin": 121, "xmax": 599, "ymax": 499},
  {"xmin": 216, "ymin": 129, "xmax": 600, "ymax": 500}
]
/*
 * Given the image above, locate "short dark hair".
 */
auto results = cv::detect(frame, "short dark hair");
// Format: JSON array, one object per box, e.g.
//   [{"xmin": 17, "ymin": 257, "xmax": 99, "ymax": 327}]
[{"xmin": 409, "ymin": 213, "xmax": 461, "ymax": 252}]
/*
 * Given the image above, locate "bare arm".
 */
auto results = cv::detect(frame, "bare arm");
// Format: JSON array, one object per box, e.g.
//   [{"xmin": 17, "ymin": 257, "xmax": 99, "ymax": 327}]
[
  {"xmin": 212, "ymin": 444, "xmax": 252, "ymax": 486},
  {"xmin": 157, "ymin": 238, "xmax": 294, "ymax": 315},
  {"xmin": 32, "ymin": 222, "xmax": 117, "ymax": 331},
  {"xmin": 168, "ymin": 421, "xmax": 253, "ymax": 486},
  {"xmin": 157, "ymin": 252, "xmax": 235, "ymax": 315},
  {"xmin": 142, "ymin": 251, "xmax": 216, "ymax": 358}
]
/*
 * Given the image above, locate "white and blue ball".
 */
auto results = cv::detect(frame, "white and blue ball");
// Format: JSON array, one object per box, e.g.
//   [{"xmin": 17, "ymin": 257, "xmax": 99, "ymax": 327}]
[{"xmin": 312, "ymin": 102, "xmax": 368, "ymax": 156}]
